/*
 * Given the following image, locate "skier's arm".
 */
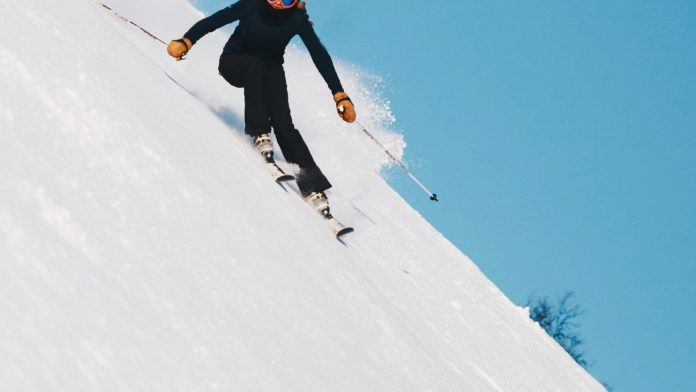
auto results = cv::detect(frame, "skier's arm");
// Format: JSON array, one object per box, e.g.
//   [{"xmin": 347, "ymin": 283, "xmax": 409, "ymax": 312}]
[
  {"xmin": 298, "ymin": 16, "xmax": 344, "ymax": 95},
  {"xmin": 184, "ymin": 0, "xmax": 247, "ymax": 44},
  {"xmin": 298, "ymin": 16, "xmax": 355, "ymax": 122},
  {"xmin": 168, "ymin": 1, "xmax": 246, "ymax": 61}
]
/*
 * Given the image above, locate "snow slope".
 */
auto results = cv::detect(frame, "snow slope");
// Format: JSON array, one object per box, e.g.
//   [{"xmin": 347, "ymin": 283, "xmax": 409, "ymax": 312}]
[{"xmin": 0, "ymin": 0, "xmax": 605, "ymax": 390}]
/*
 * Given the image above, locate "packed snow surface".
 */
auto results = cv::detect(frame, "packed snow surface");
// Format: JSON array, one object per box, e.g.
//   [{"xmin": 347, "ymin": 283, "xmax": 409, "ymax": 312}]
[{"xmin": 0, "ymin": 0, "xmax": 605, "ymax": 390}]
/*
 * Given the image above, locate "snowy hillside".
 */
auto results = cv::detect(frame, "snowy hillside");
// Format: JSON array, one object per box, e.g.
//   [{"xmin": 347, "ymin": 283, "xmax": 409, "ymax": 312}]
[{"xmin": 0, "ymin": 0, "xmax": 605, "ymax": 391}]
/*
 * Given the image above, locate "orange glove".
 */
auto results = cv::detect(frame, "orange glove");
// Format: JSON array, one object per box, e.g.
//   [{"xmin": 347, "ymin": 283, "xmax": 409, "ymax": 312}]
[
  {"xmin": 334, "ymin": 92, "xmax": 356, "ymax": 123},
  {"xmin": 167, "ymin": 37, "xmax": 192, "ymax": 61}
]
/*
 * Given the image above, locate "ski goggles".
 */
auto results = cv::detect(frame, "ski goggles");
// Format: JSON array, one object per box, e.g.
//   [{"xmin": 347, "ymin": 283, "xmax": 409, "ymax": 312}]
[{"xmin": 266, "ymin": 0, "xmax": 298, "ymax": 10}]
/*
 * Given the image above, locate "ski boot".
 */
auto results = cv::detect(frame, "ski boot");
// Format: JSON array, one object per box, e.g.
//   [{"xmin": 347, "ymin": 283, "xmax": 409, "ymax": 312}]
[
  {"xmin": 306, "ymin": 191, "xmax": 331, "ymax": 218},
  {"xmin": 305, "ymin": 191, "xmax": 354, "ymax": 238},
  {"xmin": 254, "ymin": 133, "xmax": 274, "ymax": 162}
]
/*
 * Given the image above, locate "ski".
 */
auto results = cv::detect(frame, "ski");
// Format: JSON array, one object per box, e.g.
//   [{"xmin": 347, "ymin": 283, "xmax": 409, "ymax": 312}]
[
  {"xmin": 265, "ymin": 160, "xmax": 294, "ymax": 183},
  {"xmin": 305, "ymin": 192, "xmax": 354, "ymax": 239},
  {"xmin": 255, "ymin": 133, "xmax": 353, "ymax": 239},
  {"xmin": 323, "ymin": 213, "xmax": 354, "ymax": 238},
  {"xmin": 275, "ymin": 171, "xmax": 355, "ymax": 239}
]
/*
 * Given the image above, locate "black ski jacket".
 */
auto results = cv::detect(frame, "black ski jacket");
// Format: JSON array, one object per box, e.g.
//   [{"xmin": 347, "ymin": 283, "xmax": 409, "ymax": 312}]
[{"xmin": 185, "ymin": 0, "xmax": 344, "ymax": 94}]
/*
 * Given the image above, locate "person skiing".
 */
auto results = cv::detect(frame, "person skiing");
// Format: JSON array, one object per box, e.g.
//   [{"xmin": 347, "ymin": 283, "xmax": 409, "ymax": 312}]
[{"xmin": 167, "ymin": 0, "xmax": 356, "ymax": 215}]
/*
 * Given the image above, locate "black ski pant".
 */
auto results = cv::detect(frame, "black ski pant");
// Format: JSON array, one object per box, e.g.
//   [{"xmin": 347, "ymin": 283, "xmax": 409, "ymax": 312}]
[{"xmin": 218, "ymin": 53, "xmax": 331, "ymax": 196}]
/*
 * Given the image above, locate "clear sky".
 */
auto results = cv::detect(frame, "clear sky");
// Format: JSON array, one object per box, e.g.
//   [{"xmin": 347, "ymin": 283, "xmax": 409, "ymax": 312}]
[{"xmin": 188, "ymin": 1, "xmax": 695, "ymax": 390}]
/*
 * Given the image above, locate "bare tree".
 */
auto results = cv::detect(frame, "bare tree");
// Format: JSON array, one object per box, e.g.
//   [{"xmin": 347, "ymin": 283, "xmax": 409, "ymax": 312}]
[{"xmin": 527, "ymin": 291, "xmax": 588, "ymax": 367}]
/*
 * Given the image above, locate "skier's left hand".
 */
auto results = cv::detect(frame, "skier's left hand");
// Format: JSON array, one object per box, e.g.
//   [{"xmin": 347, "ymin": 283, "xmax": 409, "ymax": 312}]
[{"xmin": 334, "ymin": 92, "xmax": 356, "ymax": 123}]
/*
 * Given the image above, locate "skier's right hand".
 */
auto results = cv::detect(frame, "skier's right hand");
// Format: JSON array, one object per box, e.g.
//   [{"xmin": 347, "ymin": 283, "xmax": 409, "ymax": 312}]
[{"xmin": 167, "ymin": 37, "xmax": 192, "ymax": 61}]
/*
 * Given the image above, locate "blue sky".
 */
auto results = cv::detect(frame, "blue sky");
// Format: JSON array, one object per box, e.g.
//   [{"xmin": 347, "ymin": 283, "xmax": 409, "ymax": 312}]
[{"xmin": 189, "ymin": 1, "xmax": 695, "ymax": 390}]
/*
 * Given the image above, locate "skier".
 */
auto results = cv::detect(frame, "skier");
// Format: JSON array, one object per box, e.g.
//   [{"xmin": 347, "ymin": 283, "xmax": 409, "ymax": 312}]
[{"xmin": 167, "ymin": 0, "xmax": 356, "ymax": 215}]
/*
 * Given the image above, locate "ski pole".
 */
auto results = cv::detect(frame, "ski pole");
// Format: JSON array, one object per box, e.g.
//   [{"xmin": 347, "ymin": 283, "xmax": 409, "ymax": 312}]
[
  {"xmin": 352, "ymin": 117, "xmax": 438, "ymax": 202},
  {"xmin": 100, "ymin": 3, "xmax": 167, "ymax": 46}
]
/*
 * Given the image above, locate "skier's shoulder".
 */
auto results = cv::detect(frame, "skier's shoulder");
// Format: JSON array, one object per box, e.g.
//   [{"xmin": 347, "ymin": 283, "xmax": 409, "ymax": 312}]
[{"xmin": 292, "ymin": 5, "xmax": 314, "ymax": 31}]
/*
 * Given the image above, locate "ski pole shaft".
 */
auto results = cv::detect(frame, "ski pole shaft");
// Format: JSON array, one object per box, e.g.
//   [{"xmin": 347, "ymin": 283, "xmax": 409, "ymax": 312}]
[
  {"xmin": 355, "ymin": 120, "xmax": 438, "ymax": 202},
  {"xmin": 100, "ymin": 3, "xmax": 167, "ymax": 45}
]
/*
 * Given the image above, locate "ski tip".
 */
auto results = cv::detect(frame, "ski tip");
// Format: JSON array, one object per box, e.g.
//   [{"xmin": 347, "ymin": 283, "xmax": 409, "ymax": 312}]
[
  {"xmin": 275, "ymin": 174, "xmax": 295, "ymax": 183},
  {"xmin": 336, "ymin": 227, "xmax": 354, "ymax": 238}
]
